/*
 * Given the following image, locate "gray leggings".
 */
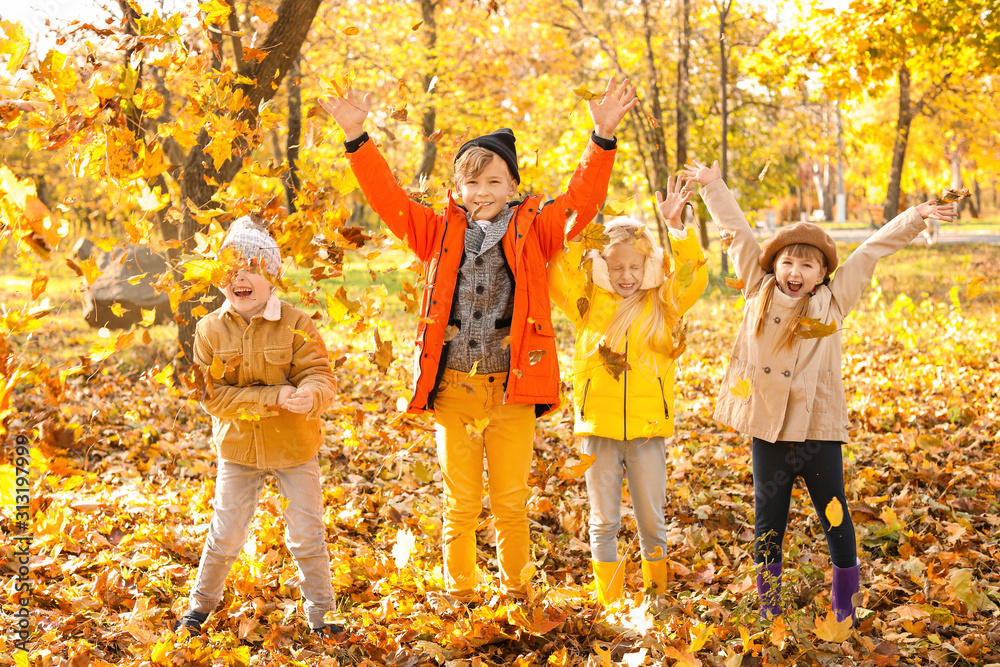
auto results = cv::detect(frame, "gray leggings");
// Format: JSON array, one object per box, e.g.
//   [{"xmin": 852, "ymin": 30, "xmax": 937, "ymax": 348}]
[{"xmin": 583, "ymin": 435, "xmax": 668, "ymax": 563}]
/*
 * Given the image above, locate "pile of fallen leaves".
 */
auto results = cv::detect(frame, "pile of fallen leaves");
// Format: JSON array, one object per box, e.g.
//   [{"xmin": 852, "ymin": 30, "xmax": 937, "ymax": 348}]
[{"xmin": 2, "ymin": 247, "xmax": 1000, "ymax": 667}]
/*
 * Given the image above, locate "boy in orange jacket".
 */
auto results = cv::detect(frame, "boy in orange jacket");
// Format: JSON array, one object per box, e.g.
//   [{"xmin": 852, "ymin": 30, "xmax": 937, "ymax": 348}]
[{"xmin": 320, "ymin": 78, "xmax": 636, "ymax": 602}]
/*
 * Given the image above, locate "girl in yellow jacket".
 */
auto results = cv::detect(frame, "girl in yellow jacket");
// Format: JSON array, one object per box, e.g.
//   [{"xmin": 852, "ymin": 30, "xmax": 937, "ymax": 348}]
[{"xmin": 549, "ymin": 177, "xmax": 708, "ymax": 603}]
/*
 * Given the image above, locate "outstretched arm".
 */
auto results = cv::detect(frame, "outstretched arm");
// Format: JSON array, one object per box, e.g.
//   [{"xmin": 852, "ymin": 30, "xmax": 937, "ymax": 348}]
[
  {"xmin": 318, "ymin": 86, "xmax": 372, "ymax": 142},
  {"xmin": 589, "ymin": 76, "xmax": 638, "ymax": 140}
]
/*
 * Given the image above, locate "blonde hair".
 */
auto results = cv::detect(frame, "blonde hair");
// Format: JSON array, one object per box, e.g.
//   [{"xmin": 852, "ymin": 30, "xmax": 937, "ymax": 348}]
[
  {"xmin": 599, "ymin": 224, "xmax": 677, "ymax": 365},
  {"xmin": 454, "ymin": 146, "xmax": 513, "ymax": 187},
  {"xmin": 755, "ymin": 243, "xmax": 828, "ymax": 348}
]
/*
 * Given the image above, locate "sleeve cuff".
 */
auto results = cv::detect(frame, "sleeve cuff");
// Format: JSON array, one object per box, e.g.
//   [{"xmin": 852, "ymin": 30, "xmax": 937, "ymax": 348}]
[
  {"xmin": 668, "ymin": 227, "xmax": 689, "ymax": 240},
  {"xmin": 590, "ymin": 132, "xmax": 617, "ymax": 151},
  {"xmin": 344, "ymin": 132, "xmax": 370, "ymax": 153}
]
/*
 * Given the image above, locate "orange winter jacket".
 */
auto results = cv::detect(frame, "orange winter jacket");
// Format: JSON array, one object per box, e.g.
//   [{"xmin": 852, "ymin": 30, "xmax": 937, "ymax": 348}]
[{"xmin": 346, "ymin": 135, "xmax": 617, "ymax": 415}]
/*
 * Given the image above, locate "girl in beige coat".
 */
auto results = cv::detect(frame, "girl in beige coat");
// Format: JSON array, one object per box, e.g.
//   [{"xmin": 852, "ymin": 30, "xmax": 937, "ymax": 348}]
[{"xmin": 683, "ymin": 160, "xmax": 956, "ymax": 626}]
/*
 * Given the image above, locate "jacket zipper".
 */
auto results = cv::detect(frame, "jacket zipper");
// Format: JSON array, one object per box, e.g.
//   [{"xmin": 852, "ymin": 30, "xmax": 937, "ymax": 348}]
[
  {"xmin": 420, "ymin": 215, "xmax": 451, "ymax": 406},
  {"xmin": 580, "ymin": 378, "xmax": 591, "ymax": 420},
  {"xmin": 622, "ymin": 340, "xmax": 628, "ymax": 440},
  {"xmin": 657, "ymin": 377, "xmax": 670, "ymax": 419}
]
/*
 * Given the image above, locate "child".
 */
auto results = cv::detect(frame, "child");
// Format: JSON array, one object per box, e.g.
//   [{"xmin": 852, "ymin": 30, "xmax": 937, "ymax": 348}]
[
  {"xmin": 682, "ymin": 160, "xmax": 956, "ymax": 625},
  {"xmin": 176, "ymin": 217, "xmax": 342, "ymax": 636},
  {"xmin": 548, "ymin": 176, "xmax": 708, "ymax": 603},
  {"xmin": 320, "ymin": 77, "xmax": 637, "ymax": 602}
]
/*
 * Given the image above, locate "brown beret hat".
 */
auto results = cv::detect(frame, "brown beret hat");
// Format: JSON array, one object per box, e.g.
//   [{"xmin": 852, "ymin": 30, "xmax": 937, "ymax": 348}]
[{"xmin": 759, "ymin": 222, "xmax": 839, "ymax": 274}]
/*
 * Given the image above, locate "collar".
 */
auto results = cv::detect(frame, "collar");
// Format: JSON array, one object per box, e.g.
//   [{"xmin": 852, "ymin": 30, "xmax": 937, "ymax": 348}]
[{"xmin": 221, "ymin": 292, "xmax": 282, "ymax": 321}]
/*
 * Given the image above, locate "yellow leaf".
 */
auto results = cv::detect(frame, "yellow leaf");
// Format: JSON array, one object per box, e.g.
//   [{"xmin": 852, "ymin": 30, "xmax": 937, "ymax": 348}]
[
  {"xmin": 966, "ymin": 276, "xmax": 986, "ymax": 299},
  {"xmin": 79, "ymin": 256, "xmax": 103, "ymax": 285},
  {"xmin": 139, "ymin": 308, "xmax": 157, "ymax": 327},
  {"xmin": 825, "ymin": 497, "xmax": 844, "ymax": 528},
  {"xmin": 472, "ymin": 417, "xmax": 491, "ymax": 433},
  {"xmin": 110, "ymin": 302, "xmax": 127, "ymax": 317},
  {"xmin": 770, "ymin": 614, "xmax": 788, "ymax": 646},
  {"xmin": 468, "ymin": 360, "xmax": 479, "ymax": 377},
  {"xmin": 343, "ymin": 26, "xmax": 361, "ymax": 35},
  {"xmin": 0, "ymin": 20, "xmax": 30, "ymax": 72},
  {"xmin": 136, "ymin": 184, "xmax": 169, "ymax": 212},
  {"xmin": 814, "ymin": 610, "xmax": 852, "ymax": 642},
  {"xmin": 795, "ymin": 317, "xmax": 837, "ymax": 339},
  {"xmin": 191, "ymin": 305, "xmax": 209, "ymax": 319},
  {"xmin": 199, "ymin": 0, "xmax": 232, "ymax": 25},
  {"xmin": 154, "ymin": 364, "xmax": 174, "ymax": 387},
  {"xmin": 573, "ymin": 84, "xmax": 601, "ymax": 101},
  {"xmin": 30, "ymin": 275, "xmax": 47, "ymax": 300},
  {"xmin": 14, "ymin": 648, "xmax": 29, "ymax": 667},
  {"xmin": 729, "ymin": 375, "xmax": 753, "ymax": 400},
  {"xmin": 592, "ymin": 643, "xmax": 613, "ymax": 667},
  {"xmin": 209, "ymin": 355, "xmax": 226, "ymax": 380},
  {"xmin": 689, "ymin": 622, "xmax": 714, "ymax": 652},
  {"xmin": 128, "ymin": 273, "xmax": 148, "ymax": 286}
]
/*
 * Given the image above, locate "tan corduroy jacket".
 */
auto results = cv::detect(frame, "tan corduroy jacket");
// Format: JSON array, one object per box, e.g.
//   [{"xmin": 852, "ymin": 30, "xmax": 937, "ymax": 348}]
[
  {"xmin": 701, "ymin": 179, "xmax": 926, "ymax": 443},
  {"xmin": 194, "ymin": 295, "xmax": 336, "ymax": 468}
]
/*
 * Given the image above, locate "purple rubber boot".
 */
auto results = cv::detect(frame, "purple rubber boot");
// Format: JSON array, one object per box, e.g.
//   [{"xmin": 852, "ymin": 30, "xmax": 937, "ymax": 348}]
[
  {"xmin": 832, "ymin": 563, "xmax": 860, "ymax": 627},
  {"xmin": 756, "ymin": 562, "xmax": 783, "ymax": 620}
]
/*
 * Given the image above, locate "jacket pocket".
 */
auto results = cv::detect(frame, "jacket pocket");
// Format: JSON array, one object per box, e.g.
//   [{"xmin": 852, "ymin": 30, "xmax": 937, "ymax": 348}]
[
  {"xmin": 657, "ymin": 377, "xmax": 670, "ymax": 419},
  {"xmin": 723, "ymin": 358, "xmax": 755, "ymax": 405},
  {"xmin": 263, "ymin": 346, "xmax": 292, "ymax": 385},
  {"xmin": 217, "ymin": 348, "xmax": 241, "ymax": 385},
  {"xmin": 806, "ymin": 370, "xmax": 836, "ymax": 414}
]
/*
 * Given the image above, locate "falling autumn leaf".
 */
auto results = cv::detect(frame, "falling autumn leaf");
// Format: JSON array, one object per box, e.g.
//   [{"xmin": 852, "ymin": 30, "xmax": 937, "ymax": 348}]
[
  {"xmin": 559, "ymin": 453, "xmax": 596, "ymax": 479},
  {"xmin": 796, "ymin": 317, "xmax": 837, "ymax": 339},
  {"xmin": 576, "ymin": 297, "xmax": 590, "ymax": 319},
  {"xmin": 965, "ymin": 276, "xmax": 986, "ymax": 299},
  {"xmin": 368, "ymin": 329, "xmax": 394, "ymax": 373},
  {"xmin": 757, "ymin": 154, "xmax": 776, "ymax": 182},
  {"xmin": 343, "ymin": 26, "xmax": 361, "ymax": 36},
  {"xmin": 392, "ymin": 528, "xmax": 417, "ymax": 569},
  {"xmin": 725, "ymin": 276, "xmax": 745, "ymax": 290},
  {"xmin": 729, "ymin": 375, "xmax": 753, "ymax": 400},
  {"xmin": 199, "ymin": 0, "xmax": 232, "ymax": 25},
  {"xmin": 528, "ymin": 350, "xmax": 546, "ymax": 365},
  {"xmin": 935, "ymin": 187, "xmax": 971, "ymax": 204},
  {"xmin": 825, "ymin": 497, "xmax": 844, "ymax": 528},
  {"xmin": 598, "ymin": 344, "xmax": 630, "ymax": 380},
  {"xmin": 573, "ymin": 84, "xmax": 601, "ymax": 100}
]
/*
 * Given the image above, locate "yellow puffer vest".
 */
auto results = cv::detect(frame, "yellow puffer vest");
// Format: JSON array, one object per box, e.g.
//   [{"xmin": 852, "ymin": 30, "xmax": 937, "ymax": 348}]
[{"xmin": 549, "ymin": 232, "xmax": 707, "ymax": 440}]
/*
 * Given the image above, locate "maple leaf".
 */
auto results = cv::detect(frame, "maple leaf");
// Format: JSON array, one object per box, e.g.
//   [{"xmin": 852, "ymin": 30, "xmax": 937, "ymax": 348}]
[
  {"xmin": 0, "ymin": 20, "xmax": 30, "ymax": 71},
  {"xmin": 720, "ymin": 231, "xmax": 735, "ymax": 253},
  {"xmin": 825, "ymin": 497, "xmax": 844, "ymax": 528},
  {"xmin": 78, "ymin": 257, "xmax": 103, "ymax": 285},
  {"xmin": 950, "ymin": 568, "xmax": 998, "ymax": 612},
  {"xmin": 559, "ymin": 453, "xmax": 597, "ymax": 479},
  {"xmin": 199, "ymin": 0, "xmax": 232, "ymax": 25},
  {"xmin": 250, "ymin": 2, "xmax": 277, "ymax": 22},
  {"xmin": 110, "ymin": 303, "xmax": 127, "ymax": 317},
  {"xmin": 242, "ymin": 46, "xmax": 268, "ymax": 63},
  {"xmin": 368, "ymin": 329, "xmax": 394, "ymax": 373},
  {"xmin": 796, "ymin": 317, "xmax": 837, "ymax": 339},
  {"xmin": 31, "ymin": 275, "xmax": 47, "ymax": 300},
  {"xmin": 725, "ymin": 276, "xmax": 745, "ymax": 290},
  {"xmin": 573, "ymin": 85, "xmax": 601, "ymax": 100},
  {"xmin": 965, "ymin": 276, "xmax": 986, "ymax": 299},
  {"xmin": 729, "ymin": 375, "xmax": 753, "ymax": 400},
  {"xmin": 814, "ymin": 610, "xmax": 852, "ymax": 642},
  {"xmin": 598, "ymin": 344, "xmax": 630, "ymax": 380}
]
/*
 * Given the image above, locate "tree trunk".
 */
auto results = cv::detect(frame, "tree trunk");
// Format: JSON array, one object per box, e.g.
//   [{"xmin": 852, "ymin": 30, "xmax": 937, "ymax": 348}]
[
  {"xmin": 882, "ymin": 65, "xmax": 913, "ymax": 223},
  {"xmin": 414, "ymin": 0, "xmax": 439, "ymax": 184},
  {"xmin": 639, "ymin": 0, "xmax": 671, "ymax": 247},
  {"xmin": 718, "ymin": 0, "xmax": 732, "ymax": 273},
  {"xmin": 677, "ymin": 0, "xmax": 707, "ymax": 248},
  {"xmin": 284, "ymin": 57, "xmax": 303, "ymax": 213},
  {"xmin": 175, "ymin": 0, "xmax": 323, "ymax": 363}
]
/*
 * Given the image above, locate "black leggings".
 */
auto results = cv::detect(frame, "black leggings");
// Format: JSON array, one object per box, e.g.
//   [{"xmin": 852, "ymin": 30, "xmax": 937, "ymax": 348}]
[{"xmin": 752, "ymin": 438, "xmax": 857, "ymax": 568}]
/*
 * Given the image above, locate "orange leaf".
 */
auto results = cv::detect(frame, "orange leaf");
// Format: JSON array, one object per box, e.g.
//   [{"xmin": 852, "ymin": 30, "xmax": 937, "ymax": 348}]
[
  {"xmin": 559, "ymin": 453, "xmax": 597, "ymax": 479},
  {"xmin": 966, "ymin": 276, "xmax": 986, "ymax": 299},
  {"xmin": 796, "ymin": 317, "xmax": 837, "ymax": 339},
  {"xmin": 343, "ymin": 26, "xmax": 361, "ymax": 36},
  {"xmin": 725, "ymin": 276, "xmax": 745, "ymax": 290}
]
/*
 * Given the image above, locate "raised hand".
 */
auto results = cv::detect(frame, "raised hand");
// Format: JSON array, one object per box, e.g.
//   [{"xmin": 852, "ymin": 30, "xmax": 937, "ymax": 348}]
[
  {"xmin": 679, "ymin": 159, "xmax": 723, "ymax": 186},
  {"xmin": 655, "ymin": 175, "xmax": 692, "ymax": 230},
  {"xmin": 915, "ymin": 200, "xmax": 958, "ymax": 222},
  {"xmin": 589, "ymin": 76, "xmax": 639, "ymax": 140},
  {"xmin": 318, "ymin": 86, "xmax": 372, "ymax": 142}
]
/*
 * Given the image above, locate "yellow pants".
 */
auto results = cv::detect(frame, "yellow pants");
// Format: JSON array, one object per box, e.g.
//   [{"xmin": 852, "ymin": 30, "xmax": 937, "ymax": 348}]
[{"xmin": 434, "ymin": 368, "xmax": 535, "ymax": 600}]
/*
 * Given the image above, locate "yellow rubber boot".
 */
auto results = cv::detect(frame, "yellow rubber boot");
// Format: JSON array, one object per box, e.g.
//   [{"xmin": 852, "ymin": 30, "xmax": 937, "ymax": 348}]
[
  {"xmin": 592, "ymin": 560, "xmax": 625, "ymax": 605},
  {"xmin": 641, "ymin": 557, "xmax": 669, "ymax": 595}
]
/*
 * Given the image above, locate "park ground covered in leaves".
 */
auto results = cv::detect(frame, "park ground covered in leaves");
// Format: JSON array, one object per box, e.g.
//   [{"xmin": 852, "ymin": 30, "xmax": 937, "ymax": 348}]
[{"xmin": 2, "ymin": 242, "xmax": 999, "ymax": 667}]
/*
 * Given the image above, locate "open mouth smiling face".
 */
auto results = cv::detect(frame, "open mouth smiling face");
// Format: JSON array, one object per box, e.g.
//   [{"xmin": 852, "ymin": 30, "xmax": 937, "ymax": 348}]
[
  {"xmin": 774, "ymin": 250, "xmax": 826, "ymax": 297},
  {"xmin": 222, "ymin": 267, "xmax": 273, "ymax": 319}
]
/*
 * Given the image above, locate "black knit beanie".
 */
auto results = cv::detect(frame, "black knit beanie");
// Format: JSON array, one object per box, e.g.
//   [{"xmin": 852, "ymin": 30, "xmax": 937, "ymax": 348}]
[{"xmin": 454, "ymin": 128, "xmax": 520, "ymax": 183}]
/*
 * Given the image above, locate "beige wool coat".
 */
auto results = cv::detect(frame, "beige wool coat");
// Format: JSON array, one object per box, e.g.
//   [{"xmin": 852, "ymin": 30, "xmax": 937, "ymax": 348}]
[
  {"xmin": 701, "ymin": 179, "xmax": 926, "ymax": 443},
  {"xmin": 194, "ymin": 295, "xmax": 336, "ymax": 468}
]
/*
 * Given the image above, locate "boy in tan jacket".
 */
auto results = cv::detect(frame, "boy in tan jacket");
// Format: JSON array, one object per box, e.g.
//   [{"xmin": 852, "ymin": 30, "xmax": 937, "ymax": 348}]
[{"xmin": 176, "ymin": 217, "xmax": 341, "ymax": 637}]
